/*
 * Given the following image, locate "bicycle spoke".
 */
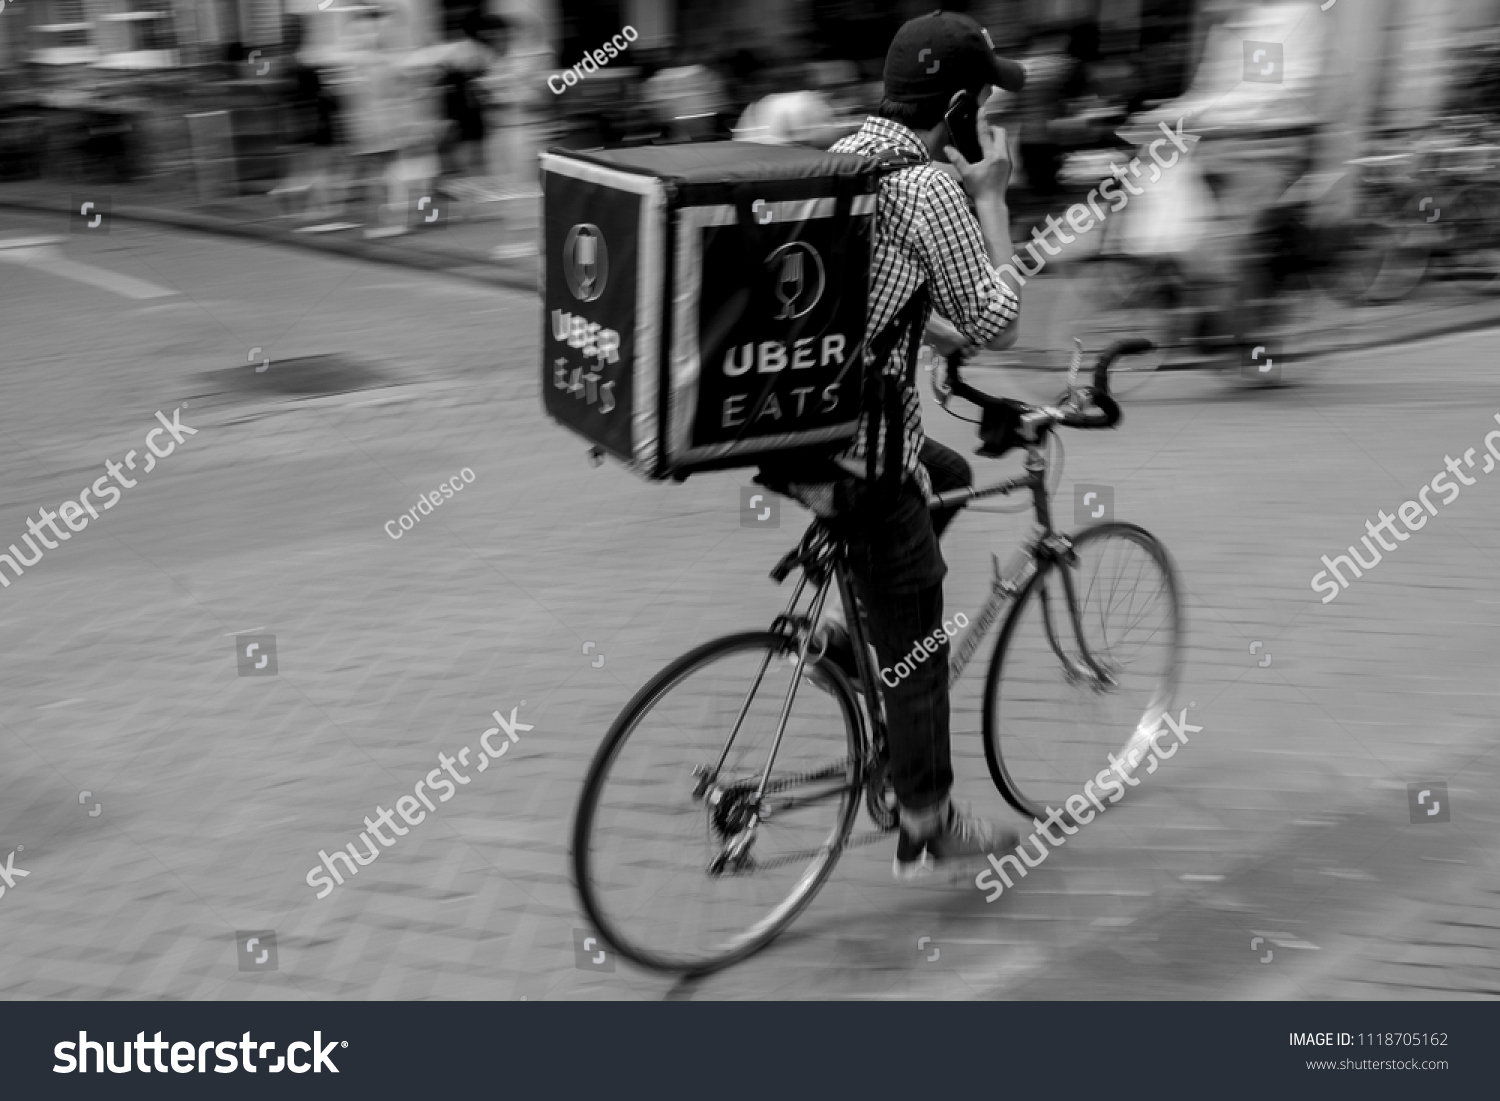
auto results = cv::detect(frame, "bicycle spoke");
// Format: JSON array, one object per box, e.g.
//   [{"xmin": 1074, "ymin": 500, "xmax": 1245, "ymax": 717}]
[
  {"xmin": 575, "ymin": 632, "xmax": 862, "ymax": 973},
  {"xmin": 985, "ymin": 525, "xmax": 1182, "ymax": 821}
]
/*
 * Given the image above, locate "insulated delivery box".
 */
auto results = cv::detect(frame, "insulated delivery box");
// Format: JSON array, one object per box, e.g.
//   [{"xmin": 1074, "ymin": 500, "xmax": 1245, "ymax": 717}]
[{"xmin": 541, "ymin": 142, "xmax": 897, "ymax": 480}]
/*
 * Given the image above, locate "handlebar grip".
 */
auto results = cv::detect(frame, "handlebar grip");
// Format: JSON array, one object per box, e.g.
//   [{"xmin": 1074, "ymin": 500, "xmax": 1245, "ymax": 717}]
[{"xmin": 944, "ymin": 350, "xmax": 994, "ymax": 408}]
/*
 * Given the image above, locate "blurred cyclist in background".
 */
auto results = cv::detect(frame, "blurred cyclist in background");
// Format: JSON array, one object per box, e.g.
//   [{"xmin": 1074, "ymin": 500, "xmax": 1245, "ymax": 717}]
[{"xmin": 1132, "ymin": 0, "xmax": 1330, "ymax": 347}]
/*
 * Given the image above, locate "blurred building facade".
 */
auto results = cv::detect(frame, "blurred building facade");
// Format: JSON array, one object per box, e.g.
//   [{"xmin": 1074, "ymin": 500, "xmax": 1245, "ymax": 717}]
[{"xmin": 3, "ymin": 0, "xmax": 1498, "ymax": 143}]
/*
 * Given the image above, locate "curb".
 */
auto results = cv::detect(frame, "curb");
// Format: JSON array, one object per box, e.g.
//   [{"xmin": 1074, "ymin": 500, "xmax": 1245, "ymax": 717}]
[
  {"xmin": 1008, "ymin": 300, "xmax": 1500, "ymax": 374},
  {"xmin": 0, "ymin": 197, "xmax": 539, "ymax": 295},
  {"xmin": 6, "ymin": 195, "xmax": 1500, "ymax": 358}
]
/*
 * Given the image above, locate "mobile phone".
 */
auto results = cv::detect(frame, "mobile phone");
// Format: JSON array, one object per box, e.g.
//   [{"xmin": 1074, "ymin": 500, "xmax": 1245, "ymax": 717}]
[{"xmin": 943, "ymin": 90, "xmax": 984, "ymax": 164}]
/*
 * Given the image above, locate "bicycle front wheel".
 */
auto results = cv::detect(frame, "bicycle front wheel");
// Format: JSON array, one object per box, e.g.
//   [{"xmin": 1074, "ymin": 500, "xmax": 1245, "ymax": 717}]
[
  {"xmin": 572, "ymin": 631, "xmax": 863, "ymax": 975},
  {"xmin": 983, "ymin": 523, "xmax": 1183, "ymax": 824}
]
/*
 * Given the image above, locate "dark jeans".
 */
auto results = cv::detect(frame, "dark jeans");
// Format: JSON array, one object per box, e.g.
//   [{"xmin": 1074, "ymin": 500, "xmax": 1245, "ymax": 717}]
[
  {"xmin": 846, "ymin": 439, "xmax": 970, "ymax": 810},
  {"xmin": 761, "ymin": 438, "xmax": 972, "ymax": 811}
]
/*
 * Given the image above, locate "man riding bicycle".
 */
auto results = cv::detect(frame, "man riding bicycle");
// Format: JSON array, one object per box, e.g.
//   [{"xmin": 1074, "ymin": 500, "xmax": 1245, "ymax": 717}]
[{"xmin": 758, "ymin": 11, "xmax": 1030, "ymax": 878}]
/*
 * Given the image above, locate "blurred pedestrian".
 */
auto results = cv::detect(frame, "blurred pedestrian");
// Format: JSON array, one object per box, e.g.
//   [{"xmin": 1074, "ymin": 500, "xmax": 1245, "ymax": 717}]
[
  {"xmin": 1010, "ymin": 28, "xmax": 1077, "ymax": 200},
  {"xmin": 733, "ymin": 90, "xmax": 840, "ymax": 148},
  {"xmin": 271, "ymin": 15, "xmax": 338, "ymax": 220},
  {"xmin": 435, "ymin": 10, "xmax": 495, "ymax": 182},
  {"xmin": 342, "ymin": 3, "xmax": 429, "ymax": 237},
  {"xmin": 1133, "ymin": 0, "xmax": 1330, "ymax": 344},
  {"xmin": 642, "ymin": 58, "xmax": 729, "ymax": 142},
  {"xmin": 490, "ymin": 15, "xmax": 555, "ymax": 192}
]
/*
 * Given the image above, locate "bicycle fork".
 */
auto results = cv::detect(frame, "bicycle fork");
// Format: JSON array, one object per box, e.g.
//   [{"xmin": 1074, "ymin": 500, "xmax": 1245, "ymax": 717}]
[{"xmin": 1038, "ymin": 539, "xmax": 1118, "ymax": 690}]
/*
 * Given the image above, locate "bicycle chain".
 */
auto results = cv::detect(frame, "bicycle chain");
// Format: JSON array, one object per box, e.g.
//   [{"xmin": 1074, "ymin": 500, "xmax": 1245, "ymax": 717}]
[
  {"xmin": 720, "ymin": 825, "xmax": 896, "ymax": 875},
  {"xmin": 720, "ymin": 761, "xmax": 850, "ymax": 798}
]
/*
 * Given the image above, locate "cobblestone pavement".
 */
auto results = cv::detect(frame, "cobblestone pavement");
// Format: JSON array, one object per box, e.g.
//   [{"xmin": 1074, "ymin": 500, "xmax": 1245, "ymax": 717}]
[{"xmin": 0, "ymin": 209, "xmax": 1496, "ymax": 1000}]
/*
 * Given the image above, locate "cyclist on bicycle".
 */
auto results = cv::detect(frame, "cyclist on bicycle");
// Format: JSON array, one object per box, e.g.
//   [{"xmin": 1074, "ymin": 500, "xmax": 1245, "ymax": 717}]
[
  {"xmin": 758, "ymin": 11, "xmax": 1030, "ymax": 878},
  {"xmin": 1129, "ymin": 0, "xmax": 1330, "ymax": 349}
]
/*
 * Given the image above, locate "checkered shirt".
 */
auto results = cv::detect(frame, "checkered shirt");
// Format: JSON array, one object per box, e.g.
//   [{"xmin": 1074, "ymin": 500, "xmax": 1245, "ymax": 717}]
[{"xmin": 828, "ymin": 116, "xmax": 1019, "ymax": 496}]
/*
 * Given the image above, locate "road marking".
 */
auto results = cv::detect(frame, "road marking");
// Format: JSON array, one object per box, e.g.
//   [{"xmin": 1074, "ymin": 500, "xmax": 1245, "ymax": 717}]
[
  {"xmin": 36, "ymin": 697, "xmax": 84, "ymax": 710},
  {"xmin": 0, "ymin": 236, "xmax": 64, "ymax": 250},
  {"xmin": 0, "ymin": 240, "xmax": 177, "ymax": 299}
]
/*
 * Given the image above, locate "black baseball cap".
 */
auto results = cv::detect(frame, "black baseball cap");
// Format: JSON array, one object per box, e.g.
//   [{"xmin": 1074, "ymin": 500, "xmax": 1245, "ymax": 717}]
[{"xmin": 884, "ymin": 10, "xmax": 1027, "ymax": 103}]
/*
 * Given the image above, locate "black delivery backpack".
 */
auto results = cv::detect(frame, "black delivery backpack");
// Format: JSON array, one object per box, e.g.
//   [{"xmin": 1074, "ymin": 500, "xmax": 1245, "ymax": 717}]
[{"xmin": 541, "ymin": 142, "xmax": 917, "ymax": 482}]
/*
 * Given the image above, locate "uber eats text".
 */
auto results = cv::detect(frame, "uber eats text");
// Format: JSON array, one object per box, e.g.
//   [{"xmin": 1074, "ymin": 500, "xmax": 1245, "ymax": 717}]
[
  {"xmin": 551, "ymin": 309, "xmax": 620, "ymax": 415},
  {"xmin": 720, "ymin": 333, "xmax": 849, "ymax": 429}
]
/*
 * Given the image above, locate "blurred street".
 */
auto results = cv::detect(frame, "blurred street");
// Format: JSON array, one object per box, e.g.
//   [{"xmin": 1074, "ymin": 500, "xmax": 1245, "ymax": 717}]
[{"xmin": 1, "ymin": 209, "xmax": 1497, "ymax": 1000}]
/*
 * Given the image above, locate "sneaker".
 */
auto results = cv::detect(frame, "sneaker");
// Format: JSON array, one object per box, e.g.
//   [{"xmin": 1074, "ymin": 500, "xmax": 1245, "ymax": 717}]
[
  {"xmin": 811, "ymin": 620, "xmax": 861, "ymax": 689},
  {"xmin": 893, "ymin": 800, "xmax": 1020, "ymax": 880}
]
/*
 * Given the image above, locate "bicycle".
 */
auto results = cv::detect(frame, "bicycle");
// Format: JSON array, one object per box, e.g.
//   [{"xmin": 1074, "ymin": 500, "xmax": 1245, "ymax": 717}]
[
  {"xmin": 1413, "ymin": 118, "xmax": 1500, "ymax": 294},
  {"xmin": 1066, "ymin": 124, "xmax": 1433, "ymax": 395},
  {"xmin": 571, "ymin": 339, "xmax": 1183, "ymax": 975}
]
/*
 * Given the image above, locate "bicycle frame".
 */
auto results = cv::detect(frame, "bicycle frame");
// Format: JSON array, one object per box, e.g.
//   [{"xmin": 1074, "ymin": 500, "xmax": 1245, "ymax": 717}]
[{"xmin": 697, "ymin": 437, "xmax": 1116, "ymax": 870}]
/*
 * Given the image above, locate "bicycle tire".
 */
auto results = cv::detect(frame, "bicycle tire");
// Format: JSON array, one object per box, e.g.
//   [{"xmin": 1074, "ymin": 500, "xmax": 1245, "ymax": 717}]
[
  {"xmin": 572, "ymin": 630, "xmax": 864, "ymax": 975},
  {"xmin": 1442, "ymin": 184, "xmax": 1500, "ymax": 292},
  {"xmin": 1326, "ymin": 195, "xmax": 1432, "ymax": 305},
  {"xmin": 982, "ymin": 523, "xmax": 1183, "ymax": 824}
]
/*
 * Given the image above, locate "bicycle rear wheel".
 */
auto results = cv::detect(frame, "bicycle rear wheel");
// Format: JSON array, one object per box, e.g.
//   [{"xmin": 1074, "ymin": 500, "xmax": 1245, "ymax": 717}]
[
  {"xmin": 1327, "ymin": 197, "xmax": 1431, "ymax": 305},
  {"xmin": 1440, "ymin": 184, "xmax": 1500, "ymax": 293},
  {"xmin": 983, "ymin": 523, "xmax": 1182, "ymax": 824},
  {"xmin": 572, "ymin": 631, "xmax": 863, "ymax": 975}
]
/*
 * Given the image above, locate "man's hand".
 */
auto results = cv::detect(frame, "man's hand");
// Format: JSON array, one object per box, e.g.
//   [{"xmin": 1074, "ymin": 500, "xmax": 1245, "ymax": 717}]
[
  {"xmin": 944, "ymin": 123, "xmax": 1012, "ymax": 202},
  {"xmin": 924, "ymin": 313, "xmax": 974, "ymax": 359}
]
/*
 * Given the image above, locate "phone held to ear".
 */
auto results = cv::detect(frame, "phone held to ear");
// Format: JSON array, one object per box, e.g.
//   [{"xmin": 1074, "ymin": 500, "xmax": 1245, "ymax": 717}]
[{"xmin": 943, "ymin": 90, "xmax": 983, "ymax": 164}]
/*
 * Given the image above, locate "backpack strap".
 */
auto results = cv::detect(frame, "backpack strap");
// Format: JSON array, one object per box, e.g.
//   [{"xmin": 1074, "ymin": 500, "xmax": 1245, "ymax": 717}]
[
  {"xmin": 861, "ymin": 285, "xmax": 928, "ymax": 499},
  {"xmin": 858, "ymin": 145, "xmax": 931, "ymax": 501}
]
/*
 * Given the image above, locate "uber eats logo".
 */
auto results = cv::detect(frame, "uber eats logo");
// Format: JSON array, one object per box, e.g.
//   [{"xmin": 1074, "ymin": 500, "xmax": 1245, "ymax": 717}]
[
  {"xmin": 563, "ymin": 223, "xmax": 607, "ymax": 302},
  {"xmin": 721, "ymin": 240, "xmax": 845, "ymax": 381},
  {"xmin": 704, "ymin": 210, "xmax": 868, "ymax": 439},
  {"xmin": 767, "ymin": 241, "xmax": 825, "ymax": 320}
]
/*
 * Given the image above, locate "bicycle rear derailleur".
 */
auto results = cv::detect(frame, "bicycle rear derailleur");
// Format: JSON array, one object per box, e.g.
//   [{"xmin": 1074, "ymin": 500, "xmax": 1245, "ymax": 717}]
[{"xmin": 693, "ymin": 766, "xmax": 762, "ymax": 876}]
